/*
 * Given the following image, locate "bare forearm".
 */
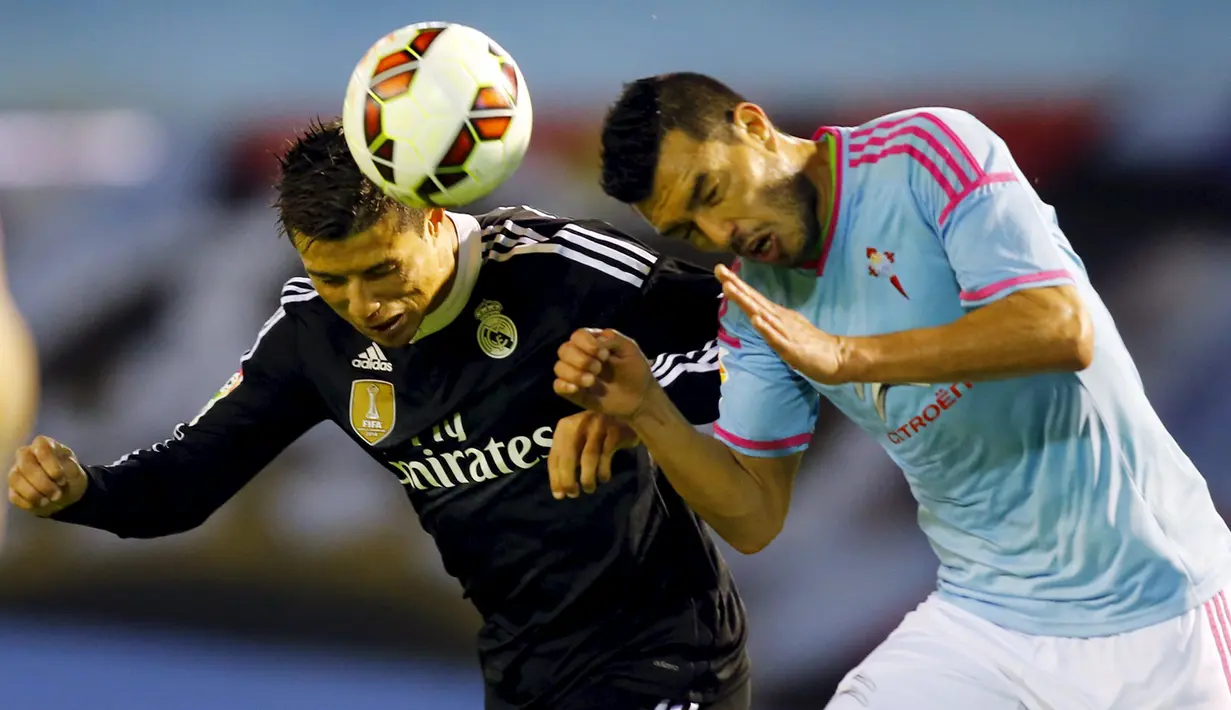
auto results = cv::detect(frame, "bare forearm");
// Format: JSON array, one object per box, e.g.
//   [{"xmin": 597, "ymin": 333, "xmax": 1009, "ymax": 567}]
[
  {"xmin": 840, "ymin": 286, "xmax": 1093, "ymax": 384},
  {"xmin": 629, "ymin": 385, "xmax": 783, "ymax": 552}
]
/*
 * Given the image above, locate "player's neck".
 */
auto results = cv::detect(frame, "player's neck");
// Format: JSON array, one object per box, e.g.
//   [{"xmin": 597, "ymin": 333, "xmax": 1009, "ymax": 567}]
[
  {"xmin": 802, "ymin": 133, "xmax": 837, "ymax": 257},
  {"xmin": 425, "ymin": 216, "xmax": 461, "ymax": 315}
]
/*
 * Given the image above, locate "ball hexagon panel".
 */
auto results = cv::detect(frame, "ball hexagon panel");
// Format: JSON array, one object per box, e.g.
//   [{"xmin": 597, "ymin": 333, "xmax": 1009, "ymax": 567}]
[{"xmin": 343, "ymin": 22, "xmax": 534, "ymax": 208}]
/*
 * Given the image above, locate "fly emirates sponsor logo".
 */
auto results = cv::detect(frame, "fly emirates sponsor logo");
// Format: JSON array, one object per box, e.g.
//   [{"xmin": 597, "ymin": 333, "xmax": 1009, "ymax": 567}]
[{"xmin": 386, "ymin": 413, "xmax": 553, "ymax": 490}]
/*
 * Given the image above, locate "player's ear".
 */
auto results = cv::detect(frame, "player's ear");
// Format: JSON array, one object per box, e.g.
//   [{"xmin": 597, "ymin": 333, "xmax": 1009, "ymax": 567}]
[
  {"xmin": 424, "ymin": 208, "xmax": 447, "ymax": 238},
  {"xmin": 731, "ymin": 102, "xmax": 776, "ymax": 151}
]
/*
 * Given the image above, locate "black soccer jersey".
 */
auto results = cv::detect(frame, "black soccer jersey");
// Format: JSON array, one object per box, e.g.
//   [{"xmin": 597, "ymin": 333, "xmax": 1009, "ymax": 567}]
[{"xmin": 54, "ymin": 206, "xmax": 749, "ymax": 709}]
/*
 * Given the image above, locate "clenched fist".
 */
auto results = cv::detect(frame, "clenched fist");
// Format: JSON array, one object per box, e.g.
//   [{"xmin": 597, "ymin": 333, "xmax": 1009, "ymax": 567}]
[
  {"xmin": 7, "ymin": 435, "xmax": 88, "ymax": 517},
  {"xmin": 552, "ymin": 328, "xmax": 656, "ymax": 419}
]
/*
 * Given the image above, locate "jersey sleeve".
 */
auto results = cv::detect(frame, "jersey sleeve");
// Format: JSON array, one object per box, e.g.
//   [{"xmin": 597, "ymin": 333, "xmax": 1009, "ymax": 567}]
[
  {"xmin": 486, "ymin": 206, "xmax": 723, "ymax": 425},
  {"xmin": 52, "ymin": 296, "xmax": 326, "ymax": 538},
  {"xmin": 616, "ymin": 258, "xmax": 722, "ymax": 426},
  {"xmin": 897, "ymin": 108, "xmax": 1078, "ymax": 308},
  {"xmin": 711, "ymin": 267, "xmax": 820, "ymax": 458}
]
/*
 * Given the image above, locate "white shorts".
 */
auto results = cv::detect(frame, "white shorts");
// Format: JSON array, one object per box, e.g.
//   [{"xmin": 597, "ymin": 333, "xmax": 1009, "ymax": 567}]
[{"xmin": 826, "ymin": 587, "xmax": 1231, "ymax": 709}]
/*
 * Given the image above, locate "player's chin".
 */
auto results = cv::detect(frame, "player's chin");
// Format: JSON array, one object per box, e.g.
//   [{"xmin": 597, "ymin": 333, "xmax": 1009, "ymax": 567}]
[
  {"xmin": 743, "ymin": 250, "xmax": 800, "ymax": 267},
  {"xmin": 368, "ymin": 317, "xmax": 418, "ymax": 348}
]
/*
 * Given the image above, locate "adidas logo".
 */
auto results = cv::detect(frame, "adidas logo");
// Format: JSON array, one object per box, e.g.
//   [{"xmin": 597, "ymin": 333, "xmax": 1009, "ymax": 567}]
[{"xmin": 352, "ymin": 343, "xmax": 393, "ymax": 372}]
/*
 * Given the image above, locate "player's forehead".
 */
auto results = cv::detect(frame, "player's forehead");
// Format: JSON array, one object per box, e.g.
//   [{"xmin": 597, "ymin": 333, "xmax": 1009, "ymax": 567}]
[
  {"xmin": 297, "ymin": 216, "xmax": 410, "ymax": 276},
  {"xmin": 635, "ymin": 130, "xmax": 719, "ymax": 232}
]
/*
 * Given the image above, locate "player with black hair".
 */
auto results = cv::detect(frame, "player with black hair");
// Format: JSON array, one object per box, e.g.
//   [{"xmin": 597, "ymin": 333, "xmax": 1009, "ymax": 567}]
[
  {"xmin": 555, "ymin": 70, "xmax": 1231, "ymax": 709},
  {"xmin": 8, "ymin": 120, "xmax": 751, "ymax": 710}
]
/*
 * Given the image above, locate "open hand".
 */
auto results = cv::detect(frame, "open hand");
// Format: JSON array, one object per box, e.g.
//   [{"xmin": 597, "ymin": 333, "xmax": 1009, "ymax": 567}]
[
  {"xmin": 547, "ymin": 411, "xmax": 638, "ymax": 499},
  {"xmin": 716, "ymin": 264, "xmax": 851, "ymax": 385}
]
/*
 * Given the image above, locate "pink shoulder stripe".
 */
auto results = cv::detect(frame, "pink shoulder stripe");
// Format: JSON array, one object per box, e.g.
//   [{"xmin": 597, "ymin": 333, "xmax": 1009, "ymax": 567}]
[
  {"xmin": 849, "ymin": 111, "xmax": 1018, "ymax": 226},
  {"xmin": 714, "ymin": 424, "xmax": 811, "ymax": 451},
  {"xmin": 958, "ymin": 269, "xmax": 1073, "ymax": 303}
]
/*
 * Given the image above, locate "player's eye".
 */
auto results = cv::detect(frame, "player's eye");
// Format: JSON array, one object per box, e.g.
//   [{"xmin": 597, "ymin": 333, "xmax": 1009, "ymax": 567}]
[{"xmin": 361, "ymin": 262, "xmax": 401, "ymax": 280}]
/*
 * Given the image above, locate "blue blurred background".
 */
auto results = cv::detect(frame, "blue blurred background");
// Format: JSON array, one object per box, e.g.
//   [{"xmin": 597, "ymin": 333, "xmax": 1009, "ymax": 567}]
[{"xmin": 2, "ymin": 1, "xmax": 1230, "ymax": 708}]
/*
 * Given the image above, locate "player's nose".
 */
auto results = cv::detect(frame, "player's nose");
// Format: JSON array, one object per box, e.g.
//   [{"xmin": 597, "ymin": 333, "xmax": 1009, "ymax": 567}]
[
  {"xmin": 346, "ymin": 283, "xmax": 381, "ymax": 322},
  {"xmin": 692, "ymin": 212, "xmax": 732, "ymax": 249}
]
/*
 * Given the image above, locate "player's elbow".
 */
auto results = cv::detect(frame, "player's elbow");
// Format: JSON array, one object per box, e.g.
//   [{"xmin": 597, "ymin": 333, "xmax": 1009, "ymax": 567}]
[
  {"xmin": 1019, "ymin": 285, "xmax": 1094, "ymax": 372},
  {"xmin": 106, "ymin": 506, "xmax": 215, "ymax": 539},
  {"xmin": 727, "ymin": 523, "xmax": 782, "ymax": 555},
  {"xmin": 1050, "ymin": 292, "xmax": 1094, "ymax": 371},
  {"xmin": 719, "ymin": 509, "xmax": 786, "ymax": 555}
]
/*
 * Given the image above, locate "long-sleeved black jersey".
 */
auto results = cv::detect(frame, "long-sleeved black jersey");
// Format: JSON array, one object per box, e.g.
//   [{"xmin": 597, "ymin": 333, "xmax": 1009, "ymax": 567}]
[{"xmin": 54, "ymin": 206, "xmax": 748, "ymax": 709}]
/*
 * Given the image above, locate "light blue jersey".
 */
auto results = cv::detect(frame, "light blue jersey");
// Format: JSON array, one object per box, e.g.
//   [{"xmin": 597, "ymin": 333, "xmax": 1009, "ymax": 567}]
[{"xmin": 714, "ymin": 108, "xmax": 1231, "ymax": 637}]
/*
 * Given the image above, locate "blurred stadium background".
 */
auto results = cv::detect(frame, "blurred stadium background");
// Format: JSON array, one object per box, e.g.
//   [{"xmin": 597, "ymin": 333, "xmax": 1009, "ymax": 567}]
[{"xmin": 2, "ymin": 1, "xmax": 1230, "ymax": 708}]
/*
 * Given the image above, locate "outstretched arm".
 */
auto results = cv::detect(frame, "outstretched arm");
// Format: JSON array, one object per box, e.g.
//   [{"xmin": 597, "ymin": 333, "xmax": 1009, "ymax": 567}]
[
  {"xmin": 718, "ymin": 267, "xmax": 1090, "ymax": 386},
  {"xmin": 10, "ymin": 303, "xmax": 325, "ymax": 538}
]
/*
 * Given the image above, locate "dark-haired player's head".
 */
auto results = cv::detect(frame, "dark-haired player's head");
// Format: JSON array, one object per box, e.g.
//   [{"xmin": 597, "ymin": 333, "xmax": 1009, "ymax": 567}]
[
  {"xmin": 276, "ymin": 120, "xmax": 457, "ymax": 347},
  {"xmin": 600, "ymin": 72, "xmax": 821, "ymax": 267}
]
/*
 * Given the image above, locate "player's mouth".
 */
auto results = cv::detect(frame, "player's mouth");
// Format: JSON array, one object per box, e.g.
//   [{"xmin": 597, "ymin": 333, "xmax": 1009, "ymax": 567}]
[
  {"xmin": 744, "ymin": 233, "xmax": 781, "ymax": 263},
  {"xmin": 369, "ymin": 313, "xmax": 404, "ymax": 336}
]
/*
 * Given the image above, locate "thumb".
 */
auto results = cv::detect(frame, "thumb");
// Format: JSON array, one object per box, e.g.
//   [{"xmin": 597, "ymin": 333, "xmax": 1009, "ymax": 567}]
[
  {"xmin": 596, "ymin": 329, "xmax": 637, "ymax": 357},
  {"xmin": 48, "ymin": 440, "xmax": 84, "ymax": 476}
]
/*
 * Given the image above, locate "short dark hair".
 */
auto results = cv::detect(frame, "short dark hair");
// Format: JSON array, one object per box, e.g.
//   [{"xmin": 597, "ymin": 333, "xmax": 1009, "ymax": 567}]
[
  {"xmin": 274, "ymin": 118, "xmax": 423, "ymax": 242},
  {"xmin": 599, "ymin": 72, "xmax": 747, "ymax": 204}
]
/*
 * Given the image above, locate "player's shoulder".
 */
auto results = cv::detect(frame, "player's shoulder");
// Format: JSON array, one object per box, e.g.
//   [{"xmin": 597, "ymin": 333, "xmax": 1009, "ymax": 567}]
[
  {"xmin": 265, "ymin": 276, "xmax": 333, "ymax": 332},
  {"xmin": 844, "ymin": 106, "xmax": 1015, "ymax": 206},
  {"xmin": 847, "ymin": 106, "xmax": 1003, "ymax": 170},
  {"xmin": 474, "ymin": 204, "xmax": 661, "ymax": 290},
  {"xmin": 277, "ymin": 276, "xmax": 324, "ymax": 314},
  {"xmin": 849, "ymin": 106, "xmax": 997, "ymax": 142}
]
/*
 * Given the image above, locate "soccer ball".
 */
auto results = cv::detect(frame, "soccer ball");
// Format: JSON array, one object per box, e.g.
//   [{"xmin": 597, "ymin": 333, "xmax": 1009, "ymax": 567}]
[{"xmin": 342, "ymin": 22, "xmax": 532, "ymax": 208}]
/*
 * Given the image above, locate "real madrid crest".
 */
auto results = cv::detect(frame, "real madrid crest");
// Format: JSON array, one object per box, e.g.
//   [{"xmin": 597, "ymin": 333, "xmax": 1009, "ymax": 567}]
[
  {"xmin": 349, "ymin": 379, "xmax": 396, "ymax": 446},
  {"xmin": 474, "ymin": 299, "xmax": 517, "ymax": 359}
]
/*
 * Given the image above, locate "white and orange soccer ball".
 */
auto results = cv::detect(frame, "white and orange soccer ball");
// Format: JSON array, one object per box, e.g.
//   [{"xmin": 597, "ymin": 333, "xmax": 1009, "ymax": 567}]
[{"xmin": 342, "ymin": 22, "xmax": 532, "ymax": 208}]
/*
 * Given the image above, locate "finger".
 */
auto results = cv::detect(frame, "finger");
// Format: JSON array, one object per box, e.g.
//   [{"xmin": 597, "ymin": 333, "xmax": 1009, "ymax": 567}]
[
  {"xmin": 553, "ymin": 377, "xmax": 580, "ymax": 397},
  {"xmin": 598, "ymin": 424, "xmax": 623, "ymax": 485},
  {"xmin": 594, "ymin": 329, "xmax": 634, "ymax": 356},
  {"xmin": 46, "ymin": 438, "xmax": 78, "ymax": 469},
  {"xmin": 29, "ymin": 436, "xmax": 66, "ymax": 487},
  {"xmin": 721, "ymin": 272, "xmax": 782, "ymax": 315},
  {"xmin": 554, "ymin": 360, "xmax": 598, "ymax": 389},
  {"xmin": 556, "ymin": 342, "xmax": 603, "ymax": 378},
  {"xmin": 567, "ymin": 329, "xmax": 604, "ymax": 358},
  {"xmin": 720, "ymin": 281, "xmax": 767, "ymax": 321},
  {"xmin": 578, "ymin": 416, "xmax": 605, "ymax": 494},
  {"xmin": 546, "ymin": 420, "xmax": 563, "ymax": 497},
  {"xmin": 15, "ymin": 448, "xmax": 61, "ymax": 501},
  {"xmin": 553, "ymin": 421, "xmax": 583, "ymax": 499},
  {"xmin": 9, "ymin": 485, "xmax": 34, "ymax": 510},
  {"xmin": 9, "ymin": 472, "xmax": 48, "ymax": 509},
  {"xmin": 714, "ymin": 263, "xmax": 739, "ymax": 284},
  {"xmin": 749, "ymin": 312, "xmax": 802, "ymax": 365}
]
